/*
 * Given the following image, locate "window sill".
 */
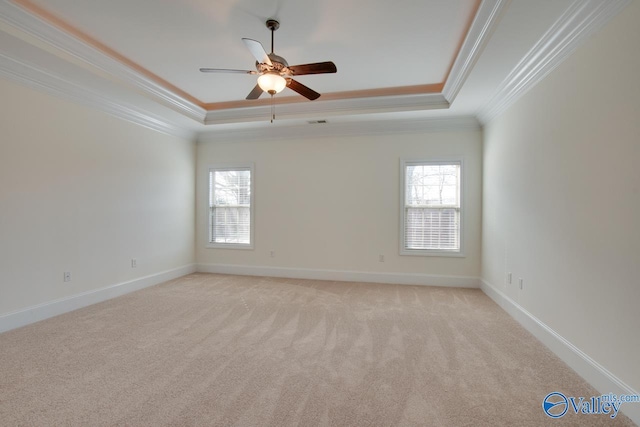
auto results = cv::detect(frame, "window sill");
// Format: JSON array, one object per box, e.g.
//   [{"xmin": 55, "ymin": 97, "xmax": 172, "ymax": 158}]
[
  {"xmin": 400, "ymin": 249, "xmax": 465, "ymax": 258},
  {"xmin": 206, "ymin": 243, "xmax": 254, "ymax": 250}
]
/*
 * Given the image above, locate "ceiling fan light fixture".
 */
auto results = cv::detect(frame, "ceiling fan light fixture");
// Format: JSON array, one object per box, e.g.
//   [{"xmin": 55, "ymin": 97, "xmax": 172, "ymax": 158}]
[
  {"xmin": 258, "ymin": 73, "xmax": 286, "ymax": 95},
  {"xmin": 199, "ymin": 19, "xmax": 336, "ymax": 104}
]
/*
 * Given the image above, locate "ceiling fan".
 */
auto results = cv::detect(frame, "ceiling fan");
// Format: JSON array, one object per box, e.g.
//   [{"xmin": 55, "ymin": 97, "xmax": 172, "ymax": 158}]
[{"xmin": 199, "ymin": 19, "xmax": 337, "ymax": 101}]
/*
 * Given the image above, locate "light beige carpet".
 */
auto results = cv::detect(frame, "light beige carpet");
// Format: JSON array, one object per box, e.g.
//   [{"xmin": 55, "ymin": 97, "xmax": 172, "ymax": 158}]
[{"xmin": 0, "ymin": 273, "xmax": 635, "ymax": 426}]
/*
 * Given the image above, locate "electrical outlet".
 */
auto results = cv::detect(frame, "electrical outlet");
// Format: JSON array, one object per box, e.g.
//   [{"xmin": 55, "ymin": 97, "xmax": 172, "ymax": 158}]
[
  {"xmin": 270, "ymin": 251, "xmax": 275, "ymax": 258},
  {"xmin": 131, "ymin": 258, "xmax": 137, "ymax": 268},
  {"xmin": 379, "ymin": 255, "xmax": 385, "ymax": 262},
  {"xmin": 519, "ymin": 278, "xmax": 524, "ymax": 290},
  {"xmin": 63, "ymin": 272, "xmax": 71, "ymax": 282}
]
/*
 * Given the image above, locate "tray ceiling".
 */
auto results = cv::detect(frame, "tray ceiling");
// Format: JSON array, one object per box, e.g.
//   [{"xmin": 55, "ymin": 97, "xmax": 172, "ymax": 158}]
[{"xmin": 0, "ymin": 0, "xmax": 631, "ymax": 135}]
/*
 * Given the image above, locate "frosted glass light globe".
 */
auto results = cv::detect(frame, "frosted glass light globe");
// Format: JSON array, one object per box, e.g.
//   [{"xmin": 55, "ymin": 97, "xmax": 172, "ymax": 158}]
[{"xmin": 258, "ymin": 73, "xmax": 286, "ymax": 94}]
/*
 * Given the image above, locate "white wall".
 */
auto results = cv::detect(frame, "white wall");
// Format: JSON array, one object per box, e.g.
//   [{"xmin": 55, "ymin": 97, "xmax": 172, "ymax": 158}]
[
  {"xmin": 0, "ymin": 77, "xmax": 196, "ymax": 317},
  {"xmin": 482, "ymin": 0, "xmax": 639, "ymax": 398},
  {"xmin": 196, "ymin": 129, "xmax": 482, "ymax": 283}
]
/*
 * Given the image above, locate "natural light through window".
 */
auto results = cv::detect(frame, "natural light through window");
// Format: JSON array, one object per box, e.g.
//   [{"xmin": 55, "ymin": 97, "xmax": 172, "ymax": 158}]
[
  {"xmin": 401, "ymin": 160, "xmax": 462, "ymax": 255},
  {"xmin": 208, "ymin": 165, "xmax": 253, "ymax": 248}
]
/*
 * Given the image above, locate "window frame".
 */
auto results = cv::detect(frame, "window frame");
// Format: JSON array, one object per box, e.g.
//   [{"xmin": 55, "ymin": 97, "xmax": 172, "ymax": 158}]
[
  {"xmin": 206, "ymin": 163, "xmax": 255, "ymax": 250},
  {"xmin": 399, "ymin": 158, "xmax": 465, "ymax": 257}
]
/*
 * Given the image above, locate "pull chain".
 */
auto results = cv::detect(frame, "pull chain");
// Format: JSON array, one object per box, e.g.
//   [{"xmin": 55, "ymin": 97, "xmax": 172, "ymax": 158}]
[{"xmin": 270, "ymin": 93, "xmax": 275, "ymax": 123}]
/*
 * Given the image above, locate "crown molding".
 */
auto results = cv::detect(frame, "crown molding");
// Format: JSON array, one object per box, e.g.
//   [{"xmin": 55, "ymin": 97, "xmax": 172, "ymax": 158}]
[
  {"xmin": 197, "ymin": 116, "xmax": 480, "ymax": 143},
  {"xmin": 204, "ymin": 93, "xmax": 450, "ymax": 125},
  {"xmin": 205, "ymin": 0, "xmax": 512, "ymax": 125},
  {"xmin": 477, "ymin": 0, "xmax": 631, "ymax": 124},
  {"xmin": 443, "ymin": 0, "xmax": 510, "ymax": 105},
  {"xmin": 0, "ymin": 0, "xmax": 207, "ymax": 123},
  {"xmin": 0, "ymin": 0, "xmax": 491, "ymax": 127},
  {"xmin": 5, "ymin": 0, "xmax": 621, "ymax": 134},
  {"xmin": 0, "ymin": 52, "xmax": 196, "ymax": 139}
]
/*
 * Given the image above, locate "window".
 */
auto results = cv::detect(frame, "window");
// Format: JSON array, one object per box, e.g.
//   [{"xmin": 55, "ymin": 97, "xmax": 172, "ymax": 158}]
[
  {"xmin": 401, "ymin": 160, "xmax": 462, "ymax": 256},
  {"xmin": 208, "ymin": 164, "xmax": 254, "ymax": 249}
]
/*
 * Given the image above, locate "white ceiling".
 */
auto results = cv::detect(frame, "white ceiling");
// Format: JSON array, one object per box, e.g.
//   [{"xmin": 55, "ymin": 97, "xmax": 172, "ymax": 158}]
[
  {"xmin": 24, "ymin": 0, "xmax": 478, "ymax": 102},
  {"xmin": 0, "ymin": 0, "xmax": 631, "ymax": 136}
]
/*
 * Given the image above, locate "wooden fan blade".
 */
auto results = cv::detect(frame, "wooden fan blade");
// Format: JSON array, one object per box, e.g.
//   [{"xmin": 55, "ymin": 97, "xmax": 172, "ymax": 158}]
[
  {"xmin": 242, "ymin": 38, "xmax": 273, "ymax": 65},
  {"xmin": 289, "ymin": 61, "xmax": 337, "ymax": 76},
  {"xmin": 200, "ymin": 68, "xmax": 257, "ymax": 74},
  {"xmin": 246, "ymin": 84, "xmax": 264, "ymax": 100},
  {"xmin": 287, "ymin": 79, "xmax": 320, "ymax": 100}
]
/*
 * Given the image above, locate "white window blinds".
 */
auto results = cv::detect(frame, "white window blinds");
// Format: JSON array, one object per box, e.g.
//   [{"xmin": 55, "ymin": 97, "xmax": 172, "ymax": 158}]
[
  {"xmin": 209, "ymin": 167, "xmax": 252, "ymax": 246},
  {"xmin": 403, "ymin": 161, "xmax": 461, "ymax": 253}
]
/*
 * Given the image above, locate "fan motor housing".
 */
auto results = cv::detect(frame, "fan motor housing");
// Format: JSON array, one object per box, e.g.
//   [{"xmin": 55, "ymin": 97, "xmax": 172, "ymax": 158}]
[
  {"xmin": 256, "ymin": 53, "xmax": 289, "ymax": 74},
  {"xmin": 269, "ymin": 53, "xmax": 288, "ymax": 68}
]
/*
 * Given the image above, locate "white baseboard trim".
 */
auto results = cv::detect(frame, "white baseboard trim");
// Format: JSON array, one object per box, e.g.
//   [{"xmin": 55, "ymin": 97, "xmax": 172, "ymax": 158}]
[
  {"xmin": 480, "ymin": 279, "xmax": 640, "ymax": 425},
  {"xmin": 197, "ymin": 263, "xmax": 479, "ymax": 288},
  {"xmin": 0, "ymin": 264, "xmax": 197, "ymax": 334}
]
